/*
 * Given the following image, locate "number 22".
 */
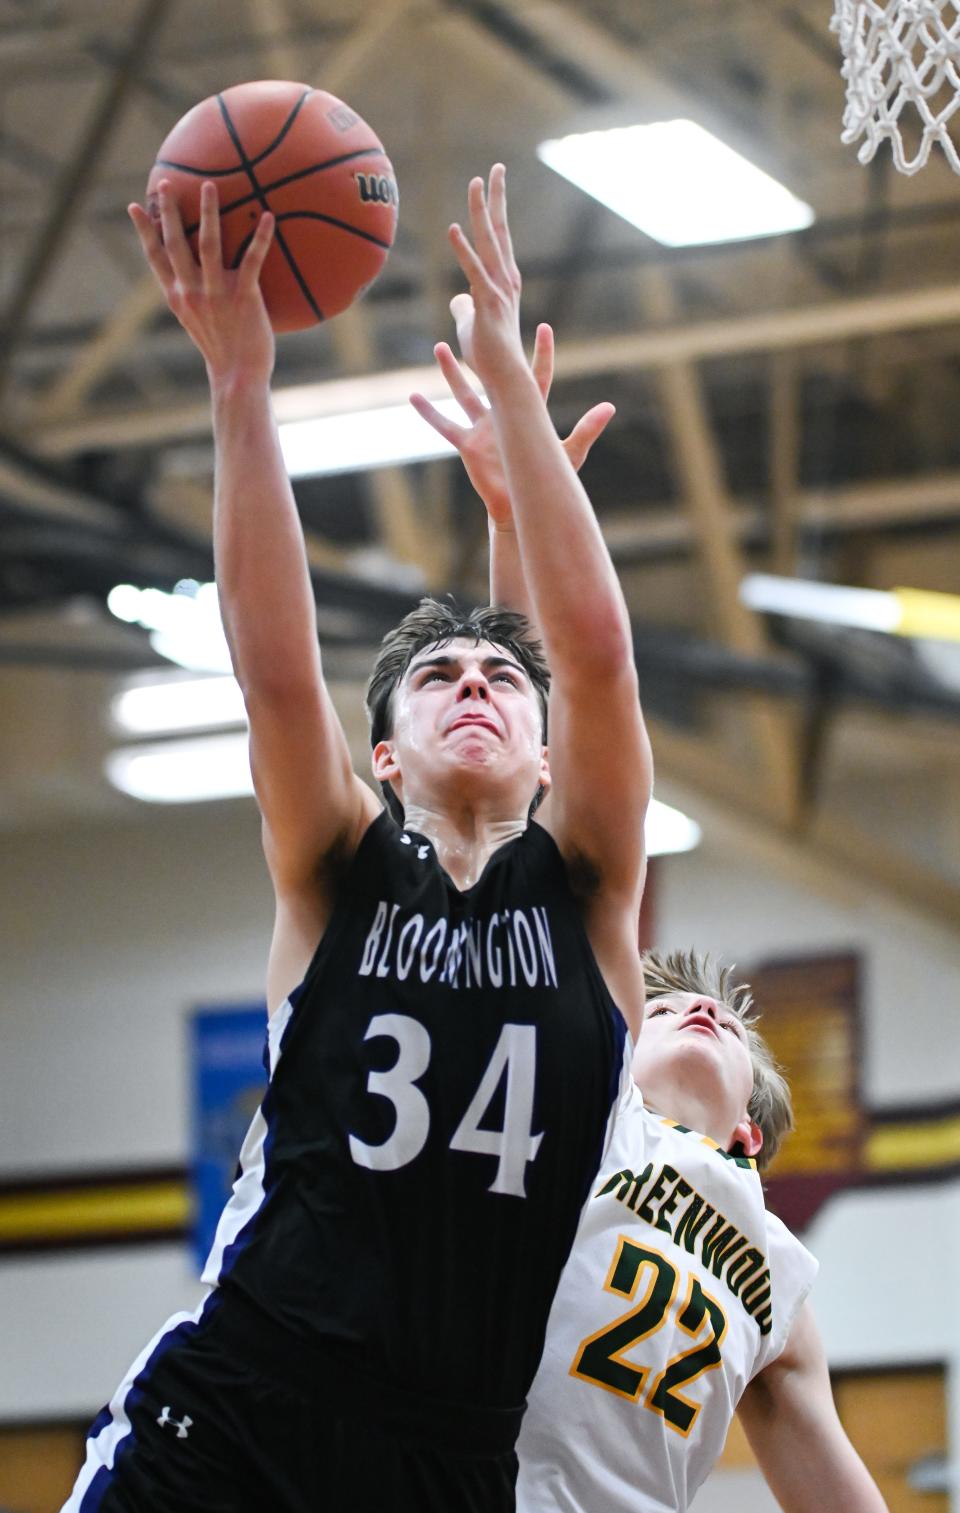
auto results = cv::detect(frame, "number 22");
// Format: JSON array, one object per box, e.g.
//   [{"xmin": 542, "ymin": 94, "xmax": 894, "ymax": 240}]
[{"xmin": 571, "ymin": 1237, "xmax": 728, "ymax": 1435}]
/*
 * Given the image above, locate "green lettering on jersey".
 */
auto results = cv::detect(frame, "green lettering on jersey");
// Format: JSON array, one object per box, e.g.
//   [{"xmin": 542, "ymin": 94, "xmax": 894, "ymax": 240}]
[{"xmin": 673, "ymin": 1193, "xmax": 715, "ymax": 1253}]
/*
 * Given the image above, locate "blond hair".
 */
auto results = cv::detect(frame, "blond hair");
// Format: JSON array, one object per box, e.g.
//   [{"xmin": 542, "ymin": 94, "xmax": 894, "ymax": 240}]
[{"xmin": 641, "ymin": 948, "xmax": 793, "ymax": 1171}]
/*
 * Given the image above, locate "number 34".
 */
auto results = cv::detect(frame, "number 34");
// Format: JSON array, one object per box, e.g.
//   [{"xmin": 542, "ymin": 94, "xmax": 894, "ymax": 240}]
[{"xmin": 348, "ymin": 1014, "xmax": 544, "ymax": 1198}]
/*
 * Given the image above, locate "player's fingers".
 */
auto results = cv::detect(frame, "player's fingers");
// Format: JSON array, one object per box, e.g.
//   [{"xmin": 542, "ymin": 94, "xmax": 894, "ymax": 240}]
[
  {"xmin": 127, "ymin": 203, "xmax": 175, "ymax": 297},
  {"xmin": 531, "ymin": 323, "xmax": 555, "ymax": 401},
  {"xmin": 487, "ymin": 162, "xmax": 520, "ymax": 283},
  {"xmin": 448, "ymin": 222, "xmax": 498, "ymax": 299},
  {"xmin": 434, "ymin": 342, "xmax": 486, "ymax": 421},
  {"xmin": 449, "ymin": 292, "xmax": 477, "ymax": 367},
  {"xmin": 410, "ymin": 391, "xmax": 467, "ymax": 448},
  {"xmin": 467, "ymin": 175, "xmax": 509, "ymax": 287},
  {"xmin": 236, "ymin": 211, "xmax": 275, "ymax": 293},
  {"xmin": 156, "ymin": 180, "xmax": 198, "ymax": 285},
  {"xmin": 450, "ymin": 291, "xmax": 474, "ymax": 327},
  {"xmin": 563, "ymin": 402, "xmax": 616, "ymax": 471},
  {"xmin": 197, "ymin": 182, "xmax": 224, "ymax": 288}
]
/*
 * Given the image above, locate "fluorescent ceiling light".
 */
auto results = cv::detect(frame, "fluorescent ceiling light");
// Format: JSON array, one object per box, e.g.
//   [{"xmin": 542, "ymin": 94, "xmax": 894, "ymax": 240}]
[
  {"xmin": 537, "ymin": 120, "xmax": 814, "ymax": 246},
  {"xmin": 646, "ymin": 797, "xmax": 701, "ymax": 857},
  {"xmin": 278, "ymin": 397, "xmax": 469, "ymax": 479},
  {"xmin": 740, "ymin": 574, "xmax": 960, "ymax": 643},
  {"xmin": 740, "ymin": 574, "xmax": 899, "ymax": 632},
  {"xmin": 111, "ymin": 674, "xmax": 246, "ymax": 736},
  {"xmin": 272, "ymin": 366, "xmax": 448, "ymax": 425},
  {"xmin": 107, "ymin": 580, "xmax": 233, "ymax": 673},
  {"xmin": 106, "ymin": 732, "xmax": 253, "ymax": 804}
]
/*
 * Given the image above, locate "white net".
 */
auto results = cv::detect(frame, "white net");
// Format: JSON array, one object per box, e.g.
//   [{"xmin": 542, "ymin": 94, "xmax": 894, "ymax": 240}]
[{"xmin": 832, "ymin": 0, "xmax": 960, "ymax": 174}]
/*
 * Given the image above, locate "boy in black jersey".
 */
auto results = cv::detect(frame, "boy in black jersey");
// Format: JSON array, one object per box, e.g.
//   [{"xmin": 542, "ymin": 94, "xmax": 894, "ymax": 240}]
[{"xmin": 64, "ymin": 167, "xmax": 651, "ymax": 1513}]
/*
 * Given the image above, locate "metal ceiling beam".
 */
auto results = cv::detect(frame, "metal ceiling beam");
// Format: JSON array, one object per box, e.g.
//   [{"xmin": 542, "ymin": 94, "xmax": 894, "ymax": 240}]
[
  {"xmin": 246, "ymin": 0, "xmax": 301, "ymax": 79},
  {"xmin": 32, "ymin": 277, "xmax": 171, "ymax": 429},
  {"xmin": 0, "ymin": 431, "xmax": 133, "ymax": 532},
  {"xmin": 0, "ymin": 0, "xmax": 171, "ymax": 389},
  {"xmin": 600, "ymin": 473, "xmax": 960, "ymax": 566},
  {"xmin": 640, "ymin": 267, "xmax": 802, "ymax": 824},
  {"xmin": 151, "ymin": 472, "xmax": 351, "ymax": 577},
  {"xmin": 32, "ymin": 277, "xmax": 960, "ymax": 454},
  {"xmin": 319, "ymin": 0, "xmax": 449, "ymax": 587},
  {"xmin": 649, "ymin": 718, "xmax": 960, "ymax": 930},
  {"xmin": 768, "ymin": 352, "xmax": 801, "ymax": 574},
  {"xmin": 444, "ymin": 0, "xmax": 611, "ymax": 103}
]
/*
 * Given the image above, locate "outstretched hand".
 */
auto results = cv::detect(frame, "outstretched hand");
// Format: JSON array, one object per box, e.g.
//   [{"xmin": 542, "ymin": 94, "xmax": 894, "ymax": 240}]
[
  {"xmin": 409, "ymin": 306, "xmax": 615, "ymax": 529},
  {"xmin": 447, "ymin": 164, "xmax": 528, "ymax": 385},
  {"xmin": 128, "ymin": 180, "xmax": 276, "ymax": 385}
]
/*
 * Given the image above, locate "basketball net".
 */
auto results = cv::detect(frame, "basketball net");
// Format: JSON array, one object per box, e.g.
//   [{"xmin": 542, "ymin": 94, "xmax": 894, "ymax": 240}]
[{"xmin": 832, "ymin": 0, "xmax": 960, "ymax": 173}]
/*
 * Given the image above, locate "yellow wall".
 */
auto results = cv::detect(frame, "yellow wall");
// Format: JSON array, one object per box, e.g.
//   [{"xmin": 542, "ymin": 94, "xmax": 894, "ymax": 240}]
[{"xmin": 0, "ymin": 1426, "xmax": 85, "ymax": 1513}]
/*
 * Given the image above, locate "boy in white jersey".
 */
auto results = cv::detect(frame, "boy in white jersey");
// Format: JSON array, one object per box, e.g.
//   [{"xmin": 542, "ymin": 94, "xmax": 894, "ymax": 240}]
[
  {"xmin": 417, "ymin": 339, "xmax": 888, "ymax": 1512},
  {"xmin": 516, "ymin": 951, "xmax": 886, "ymax": 1512}
]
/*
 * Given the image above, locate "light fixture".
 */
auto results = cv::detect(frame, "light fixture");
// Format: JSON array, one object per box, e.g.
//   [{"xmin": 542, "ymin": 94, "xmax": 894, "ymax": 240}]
[
  {"xmin": 111, "ymin": 674, "xmax": 247, "ymax": 736},
  {"xmin": 106, "ymin": 732, "xmax": 253, "ymax": 804},
  {"xmin": 739, "ymin": 574, "xmax": 899, "ymax": 632},
  {"xmin": 278, "ymin": 397, "xmax": 469, "ymax": 479},
  {"xmin": 646, "ymin": 798, "xmax": 701, "ymax": 857},
  {"xmin": 537, "ymin": 120, "xmax": 814, "ymax": 246},
  {"xmin": 740, "ymin": 574, "xmax": 960, "ymax": 642},
  {"xmin": 107, "ymin": 580, "xmax": 233, "ymax": 673}
]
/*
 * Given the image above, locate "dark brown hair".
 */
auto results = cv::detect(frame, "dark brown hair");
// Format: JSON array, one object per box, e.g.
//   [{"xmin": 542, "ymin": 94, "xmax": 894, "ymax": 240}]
[
  {"xmin": 365, "ymin": 598, "xmax": 550, "ymax": 823},
  {"xmin": 641, "ymin": 948, "xmax": 794, "ymax": 1171}
]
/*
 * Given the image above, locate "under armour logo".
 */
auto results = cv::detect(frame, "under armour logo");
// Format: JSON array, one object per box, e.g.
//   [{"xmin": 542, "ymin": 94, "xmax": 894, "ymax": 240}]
[
  {"xmin": 401, "ymin": 834, "xmax": 430, "ymax": 860},
  {"xmin": 157, "ymin": 1406, "xmax": 192, "ymax": 1438}
]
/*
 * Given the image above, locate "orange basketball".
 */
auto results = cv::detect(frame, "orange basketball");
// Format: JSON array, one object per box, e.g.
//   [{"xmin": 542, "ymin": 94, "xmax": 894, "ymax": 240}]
[{"xmin": 146, "ymin": 81, "xmax": 398, "ymax": 331}]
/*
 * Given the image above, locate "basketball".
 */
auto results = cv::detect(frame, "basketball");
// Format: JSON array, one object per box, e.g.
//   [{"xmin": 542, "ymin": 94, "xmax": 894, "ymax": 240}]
[{"xmin": 146, "ymin": 81, "xmax": 398, "ymax": 331}]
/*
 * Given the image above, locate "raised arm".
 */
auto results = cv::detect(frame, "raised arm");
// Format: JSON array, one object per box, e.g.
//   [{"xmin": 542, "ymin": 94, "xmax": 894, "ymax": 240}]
[
  {"xmin": 129, "ymin": 182, "xmax": 378, "ymax": 1005},
  {"xmin": 410, "ymin": 306, "xmax": 614, "ymax": 623},
  {"xmin": 738, "ymin": 1302, "xmax": 888, "ymax": 1512},
  {"xmin": 447, "ymin": 169, "xmax": 652, "ymax": 930}
]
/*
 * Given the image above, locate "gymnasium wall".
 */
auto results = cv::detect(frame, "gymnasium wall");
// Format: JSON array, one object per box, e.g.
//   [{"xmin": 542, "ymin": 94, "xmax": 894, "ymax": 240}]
[{"xmin": 2, "ymin": 788, "xmax": 959, "ymax": 1430}]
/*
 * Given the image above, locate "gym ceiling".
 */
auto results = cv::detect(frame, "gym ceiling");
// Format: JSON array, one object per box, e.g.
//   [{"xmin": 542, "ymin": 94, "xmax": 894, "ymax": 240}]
[{"xmin": 1, "ymin": 0, "xmax": 959, "ymax": 924}]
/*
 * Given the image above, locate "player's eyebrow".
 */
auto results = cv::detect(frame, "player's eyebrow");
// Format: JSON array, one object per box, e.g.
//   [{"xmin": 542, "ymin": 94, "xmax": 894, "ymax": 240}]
[{"xmin": 406, "ymin": 652, "xmax": 528, "ymax": 680}]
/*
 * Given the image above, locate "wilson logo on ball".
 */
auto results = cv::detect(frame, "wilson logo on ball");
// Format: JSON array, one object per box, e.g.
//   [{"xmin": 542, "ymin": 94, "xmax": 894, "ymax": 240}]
[{"xmin": 356, "ymin": 172, "xmax": 398, "ymax": 207}]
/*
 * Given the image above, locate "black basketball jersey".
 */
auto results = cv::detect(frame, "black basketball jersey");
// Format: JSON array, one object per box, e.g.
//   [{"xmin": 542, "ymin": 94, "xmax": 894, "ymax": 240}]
[{"xmin": 203, "ymin": 811, "xmax": 630, "ymax": 1407}]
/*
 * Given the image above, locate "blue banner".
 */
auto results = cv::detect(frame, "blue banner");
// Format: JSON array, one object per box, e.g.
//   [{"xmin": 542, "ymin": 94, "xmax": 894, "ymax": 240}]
[{"xmin": 190, "ymin": 1003, "xmax": 267, "ymax": 1272}]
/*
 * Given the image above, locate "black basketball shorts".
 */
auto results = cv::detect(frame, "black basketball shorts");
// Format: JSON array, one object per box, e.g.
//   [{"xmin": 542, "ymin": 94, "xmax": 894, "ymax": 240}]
[{"xmin": 63, "ymin": 1291, "xmax": 523, "ymax": 1513}]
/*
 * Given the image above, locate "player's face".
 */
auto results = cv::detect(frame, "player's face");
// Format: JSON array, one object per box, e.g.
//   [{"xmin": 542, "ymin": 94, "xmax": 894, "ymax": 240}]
[
  {"xmin": 377, "ymin": 638, "xmax": 548, "ymax": 814},
  {"xmin": 632, "ymin": 992, "xmax": 756, "ymax": 1146}
]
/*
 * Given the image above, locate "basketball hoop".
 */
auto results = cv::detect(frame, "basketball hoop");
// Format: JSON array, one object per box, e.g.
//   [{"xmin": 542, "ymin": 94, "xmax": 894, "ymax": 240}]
[{"xmin": 831, "ymin": 0, "xmax": 960, "ymax": 174}]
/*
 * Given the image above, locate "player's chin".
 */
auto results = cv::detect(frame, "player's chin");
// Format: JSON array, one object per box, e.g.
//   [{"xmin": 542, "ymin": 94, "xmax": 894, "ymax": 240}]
[
  {"xmin": 664, "ymin": 1035, "xmax": 727, "ymax": 1072},
  {"xmin": 444, "ymin": 742, "xmax": 498, "ymax": 774},
  {"xmin": 445, "ymin": 725, "xmax": 501, "ymax": 753}
]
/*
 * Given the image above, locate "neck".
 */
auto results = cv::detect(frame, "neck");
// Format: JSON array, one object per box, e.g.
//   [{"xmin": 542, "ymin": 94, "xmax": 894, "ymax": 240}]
[
  {"xmin": 401, "ymin": 802, "xmax": 528, "ymax": 890},
  {"xmin": 642, "ymin": 1077, "xmax": 739, "ymax": 1152}
]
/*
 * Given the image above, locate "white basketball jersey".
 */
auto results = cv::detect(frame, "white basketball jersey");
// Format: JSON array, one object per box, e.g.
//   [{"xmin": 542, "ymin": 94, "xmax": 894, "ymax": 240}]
[{"xmin": 517, "ymin": 1086, "xmax": 818, "ymax": 1513}]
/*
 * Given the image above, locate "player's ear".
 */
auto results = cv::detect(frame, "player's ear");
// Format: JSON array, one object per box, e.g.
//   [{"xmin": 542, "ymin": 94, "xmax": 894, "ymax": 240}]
[
  {"xmin": 372, "ymin": 740, "xmax": 400, "ymax": 785},
  {"xmin": 538, "ymin": 745, "xmax": 551, "ymax": 794},
  {"xmin": 730, "ymin": 1116, "xmax": 763, "ymax": 1160}
]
